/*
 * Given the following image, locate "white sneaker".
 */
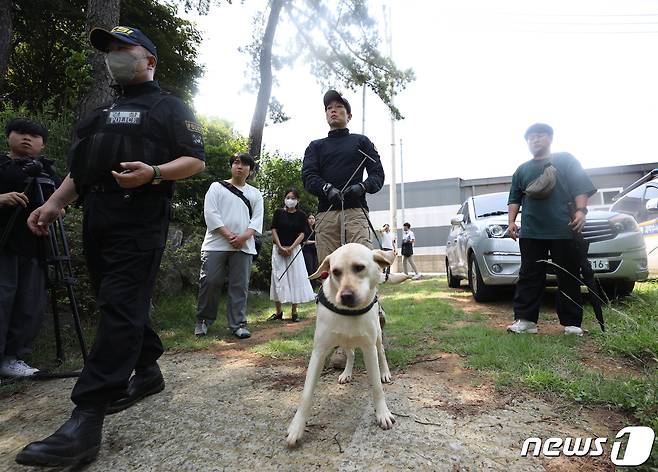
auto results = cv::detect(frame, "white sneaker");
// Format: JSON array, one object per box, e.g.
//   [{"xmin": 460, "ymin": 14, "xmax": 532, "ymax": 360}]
[
  {"xmin": 412, "ymin": 274, "xmax": 422, "ymax": 280},
  {"xmin": 0, "ymin": 358, "xmax": 39, "ymax": 377},
  {"xmin": 194, "ymin": 320, "xmax": 208, "ymax": 336},
  {"xmin": 564, "ymin": 326, "xmax": 584, "ymax": 336},
  {"xmin": 506, "ymin": 319, "xmax": 538, "ymax": 334}
]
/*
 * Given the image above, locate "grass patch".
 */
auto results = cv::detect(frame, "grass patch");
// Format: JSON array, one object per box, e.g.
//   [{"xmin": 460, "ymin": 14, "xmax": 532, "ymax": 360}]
[{"xmin": 3, "ymin": 274, "xmax": 656, "ymax": 466}]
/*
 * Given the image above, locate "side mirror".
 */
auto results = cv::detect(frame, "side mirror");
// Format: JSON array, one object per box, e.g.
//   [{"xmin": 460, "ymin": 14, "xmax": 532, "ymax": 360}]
[
  {"xmin": 450, "ymin": 214, "xmax": 465, "ymax": 226},
  {"xmin": 646, "ymin": 197, "xmax": 658, "ymax": 212}
]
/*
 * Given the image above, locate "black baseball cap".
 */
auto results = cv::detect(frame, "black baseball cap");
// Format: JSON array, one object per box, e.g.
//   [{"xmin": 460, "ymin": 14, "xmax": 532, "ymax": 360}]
[
  {"xmin": 90, "ymin": 26, "xmax": 158, "ymax": 58},
  {"xmin": 323, "ymin": 90, "xmax": 351, "ymax": 114}
]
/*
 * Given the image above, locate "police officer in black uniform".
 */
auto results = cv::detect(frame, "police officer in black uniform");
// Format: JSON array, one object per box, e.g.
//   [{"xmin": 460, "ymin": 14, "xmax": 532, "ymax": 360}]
[{"xmin": 17, "ymin": 26, "xmax": 205, "ymax": 467}]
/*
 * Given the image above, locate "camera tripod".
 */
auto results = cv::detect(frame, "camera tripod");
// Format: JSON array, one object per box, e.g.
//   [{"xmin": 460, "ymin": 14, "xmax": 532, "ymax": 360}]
[{"xmin": 0, "ymin": 161, "xmax": 87, "ymax": 376}]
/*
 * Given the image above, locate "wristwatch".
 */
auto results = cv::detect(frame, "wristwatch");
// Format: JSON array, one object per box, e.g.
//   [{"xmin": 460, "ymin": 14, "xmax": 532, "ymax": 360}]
[
  {"xmin": 575, "ymin": 207, "xmax": 588, "ymax": 215},
  {"xmin": 322, "ymin": 183, "xmax": 332, "ymax": 193},
  {"xmin": 151, "ymin": 165, "xmax": 163, "ymax": 185}
]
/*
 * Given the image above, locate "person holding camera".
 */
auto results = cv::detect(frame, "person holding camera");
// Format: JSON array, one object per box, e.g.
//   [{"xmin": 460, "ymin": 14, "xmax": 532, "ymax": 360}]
[
  {"xmin": 0, "ymin": 118, "xmax": 58, "ymax": 381},
  {"xmin": 17, "ymin": 26, "xmax": 205, "ymax": 467}
]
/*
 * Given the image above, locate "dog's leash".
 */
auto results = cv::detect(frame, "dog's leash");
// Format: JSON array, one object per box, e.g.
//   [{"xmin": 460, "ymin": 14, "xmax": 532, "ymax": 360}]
[{"xmin": 277, "ymin": 150, "xmax": 376, "ymax": 282}]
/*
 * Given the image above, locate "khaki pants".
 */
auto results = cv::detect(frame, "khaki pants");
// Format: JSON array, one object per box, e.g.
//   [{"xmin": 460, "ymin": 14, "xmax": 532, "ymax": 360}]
[{"xmin": 316, "ymin": 208, "xmax": 372, "ymax": 262}]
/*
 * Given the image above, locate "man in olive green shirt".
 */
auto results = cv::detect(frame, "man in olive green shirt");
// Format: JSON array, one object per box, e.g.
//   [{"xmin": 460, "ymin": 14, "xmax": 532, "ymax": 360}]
[{"xmin": 507, "ymin": 123, "xmax": 596, "ymax": 336}]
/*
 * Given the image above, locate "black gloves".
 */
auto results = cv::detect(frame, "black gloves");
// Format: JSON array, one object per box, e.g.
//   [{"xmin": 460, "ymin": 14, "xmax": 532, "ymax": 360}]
[
  {"xmin": 342, "ymin": 183, "xmax": 366, "ymax": 201},
  {"xmin": 323, "ymin": 183, "xmax": 343, "ymax": 205}
]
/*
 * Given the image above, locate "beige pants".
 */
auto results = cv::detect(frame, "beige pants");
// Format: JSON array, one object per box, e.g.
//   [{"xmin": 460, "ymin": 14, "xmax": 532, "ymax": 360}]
[
  {"xmin": 315, "ymin": 208, "xmax": 372, "ymax": 262},
  {"xmin": 403, "ymin": 255, "xmax": 419, "ymax": 275}
]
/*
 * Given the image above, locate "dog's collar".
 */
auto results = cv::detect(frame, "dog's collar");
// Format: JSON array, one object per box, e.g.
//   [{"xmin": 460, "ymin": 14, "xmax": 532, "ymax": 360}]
[{"xmin": 316, "ymin": 287, "xmax": 378, "ymax": 316}]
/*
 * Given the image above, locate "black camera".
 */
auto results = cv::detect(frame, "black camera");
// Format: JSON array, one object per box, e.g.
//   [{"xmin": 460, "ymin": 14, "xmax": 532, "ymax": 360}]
[{"xmin": 16, "ymin": 157, "xmax": 44, "ymax": 177}]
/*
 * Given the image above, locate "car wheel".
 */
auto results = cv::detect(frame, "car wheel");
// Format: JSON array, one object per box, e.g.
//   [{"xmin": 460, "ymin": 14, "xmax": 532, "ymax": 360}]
[
  {"xmin": 600, "ymin": 280, "xmax": 635, "ymax": 300},
  {"xmin": 446, "ymin": 258, "xmax": 461, "ymax": 288},
  {"xmin": 468, "ymin": 255, "xmax": 496, "ymax": 302}
]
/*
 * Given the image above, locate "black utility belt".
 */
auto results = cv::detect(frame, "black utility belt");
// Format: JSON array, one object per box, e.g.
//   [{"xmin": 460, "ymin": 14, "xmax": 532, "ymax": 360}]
[{"xmin": 85, "ymin": 182, "xmax": 172, "ymax": 194}]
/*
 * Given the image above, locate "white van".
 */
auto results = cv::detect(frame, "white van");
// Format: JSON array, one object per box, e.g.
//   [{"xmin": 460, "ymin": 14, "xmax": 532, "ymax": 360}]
[{"xmin": 610, "ymin": 169, "xmax": 658, "ymax": 276}]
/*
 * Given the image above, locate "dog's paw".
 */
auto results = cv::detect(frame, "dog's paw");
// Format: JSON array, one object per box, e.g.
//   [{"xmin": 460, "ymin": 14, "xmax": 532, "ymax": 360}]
[
  {"xmin": 286, "ymin": 419, "xmax": 305, "ymax": 448},
  {"xmin": 375, "ymin": 407, "xmax": 396, "ymax": 430},
  {"xmin": 286, "ymin": 431, "xmax": 302, "ymax": 448},
  {"xmin": 337, "ymin": 372, "xmax": 352, "ymax": 384},
  {"xmin": 380, "ymin": 371, "xmax": 392, "ymax": 383}
]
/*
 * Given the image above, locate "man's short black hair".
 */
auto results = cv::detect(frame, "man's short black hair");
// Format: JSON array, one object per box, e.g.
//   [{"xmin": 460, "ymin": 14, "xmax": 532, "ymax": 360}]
[
  {"xmin": 403, "ymin": 222, "xmax": 411, "ymax": 228},
  {"xmin": 524, "ymin": 123, "xmax": 553, "ymax": 140},
  {"xmin": 230, "ymin": 152, "xmax": 256, "ymax": 170},
  {"xmin": 5, "ymin": 118, "xmax": 48, "ymax": 144}
]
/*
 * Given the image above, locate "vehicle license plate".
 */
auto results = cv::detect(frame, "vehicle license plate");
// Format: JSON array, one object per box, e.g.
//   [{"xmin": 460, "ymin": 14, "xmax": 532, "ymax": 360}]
[{"xmin": 589, "ymin": 258, "xmax": 609, "ymax": 271}]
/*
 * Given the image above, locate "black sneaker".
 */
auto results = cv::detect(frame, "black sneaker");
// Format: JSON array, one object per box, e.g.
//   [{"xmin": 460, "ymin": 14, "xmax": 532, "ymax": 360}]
[
  {"xmin": 291, "ymin": 313, "xmax": 300, "ymax": 322},
  {"xmin": 233, "ymin": 327, "xmax": 251, "ymax": 339},
  {"xmin": 267, "ymin": 312, "xmax": 283, "ymax": 321}
]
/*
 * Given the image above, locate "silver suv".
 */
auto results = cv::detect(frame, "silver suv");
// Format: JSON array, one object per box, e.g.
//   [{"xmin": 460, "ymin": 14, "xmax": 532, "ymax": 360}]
[{"xmin": 445, "ymin": 192, "xmax": 649, "ymax": 302}]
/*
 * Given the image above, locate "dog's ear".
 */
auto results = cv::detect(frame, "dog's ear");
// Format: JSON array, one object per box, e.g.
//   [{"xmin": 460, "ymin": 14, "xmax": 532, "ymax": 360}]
[
  {"xmin": 309, "ymin": 254, "xmax": 331, "ymax": 280},
  {"xmin": 372, "ymin": 249, "xmax": 395, "ymax": 269}
]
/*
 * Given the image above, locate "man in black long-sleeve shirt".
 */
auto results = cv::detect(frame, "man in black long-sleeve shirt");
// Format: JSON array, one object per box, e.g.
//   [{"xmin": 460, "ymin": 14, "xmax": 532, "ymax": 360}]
[
  {"xmin": 301, "ymin": 90, "xmax": 385, "ymax": 262},
  {"xmin": 302, "ymin": 90, "xmax": 386, "ymax": 369}
]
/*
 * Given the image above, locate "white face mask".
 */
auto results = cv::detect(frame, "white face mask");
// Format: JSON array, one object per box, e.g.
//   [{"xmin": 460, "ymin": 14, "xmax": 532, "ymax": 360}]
[
  {"xmin": 284, "ymin": 198, "xmax": 298, "ymax": 208},
  {"xmin": 105, "ymin": 51, "xmax": 146, "ymax": 84}
]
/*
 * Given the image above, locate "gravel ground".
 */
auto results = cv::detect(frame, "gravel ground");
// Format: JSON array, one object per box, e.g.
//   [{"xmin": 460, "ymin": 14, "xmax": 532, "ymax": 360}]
[{"xmin": 1, "ymin": 347, "xmax": 623, "ymax": 471}]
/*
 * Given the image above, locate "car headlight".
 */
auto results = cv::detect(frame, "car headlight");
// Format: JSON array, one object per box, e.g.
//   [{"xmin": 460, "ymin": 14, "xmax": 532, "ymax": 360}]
[
  {"xmin": 486, "ymin": 224, "xmax": 510, "ymax": 238},
  {"xmin": 609, "ymin": 213, "xmax": 639, "ymax": 233}
]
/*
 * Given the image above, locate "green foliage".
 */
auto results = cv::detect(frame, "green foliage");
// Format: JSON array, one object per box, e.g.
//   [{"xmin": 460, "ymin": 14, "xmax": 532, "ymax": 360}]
[
  {"xmin": 242, "ymin": 0, "xmax": 416, "ymax": 121},
  {"xmin": 6, "ymin": 0, "xmax": 89, "ymax": 109},
  {"xmin": 120, "ymin": 0, "xmax": 204, "ymax": 100},
  {"xmin": 5, "ymin": 0, "xmax": 203, "ymax": 109},
  {"xmin": 172, "ymin": 116, "xmax": 246, "ymax": 226},
  {"xmin": 252, "ymin": 152, "xmax": 318, "ymax": 224},
  {"xmin": 590, "ymin": 279, "xmax": 658, "ymax": 362},
  {"xmin": 0, "ymin": 101, "xmax": 75, "ymax": 175}
]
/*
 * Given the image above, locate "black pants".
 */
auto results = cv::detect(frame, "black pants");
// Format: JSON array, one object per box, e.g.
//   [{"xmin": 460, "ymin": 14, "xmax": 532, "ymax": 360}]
[
  {"xmin": 513, "ymin": 238, "xmax": 583, "ymax": 327},
  {"xmin": 0, "ymin": 252, "xmax": 46, "ymax": 361},
  {"xmin": 71, "ymin": 192, "xmax": 168, "ymax": 406},
  {"xmin": 381, "ymin": 247, "xmax": 393, "ymax": 275}
]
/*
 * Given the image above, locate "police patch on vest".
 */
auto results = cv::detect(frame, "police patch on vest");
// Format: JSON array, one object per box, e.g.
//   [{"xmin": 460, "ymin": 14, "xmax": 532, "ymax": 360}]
[
  {"xmin": 185, "ymin": 121, "xmax": 203, "ymax": 134},
  {"xmin": 107, "ymin": 111, "xmax": 142, "ymax": 125}
]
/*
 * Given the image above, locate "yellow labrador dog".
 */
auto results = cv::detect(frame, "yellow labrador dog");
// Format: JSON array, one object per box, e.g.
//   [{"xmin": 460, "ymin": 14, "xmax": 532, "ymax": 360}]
[{"xmin": 286, "ymin": 243, "xmax": 407, "ymax": 447}]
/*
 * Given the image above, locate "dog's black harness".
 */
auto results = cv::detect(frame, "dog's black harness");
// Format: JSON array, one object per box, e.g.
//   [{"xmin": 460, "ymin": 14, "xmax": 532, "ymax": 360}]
[{"xmin": 316, "ymin": 286, "xmax": 378, "ymax": 317}]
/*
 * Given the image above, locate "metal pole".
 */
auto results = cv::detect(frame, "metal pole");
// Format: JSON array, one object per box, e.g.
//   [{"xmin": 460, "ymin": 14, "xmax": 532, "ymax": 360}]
[
  {"xmin": 361, "ymin": 83, "xmax": 366, "ymax": 134},
  {"xmin": 400, "ymin": 138, "xmax": 406, "ymax": 229},
  {"xmin": 384, "ymin": 4, "xmax": 398, "ymax": 270}
]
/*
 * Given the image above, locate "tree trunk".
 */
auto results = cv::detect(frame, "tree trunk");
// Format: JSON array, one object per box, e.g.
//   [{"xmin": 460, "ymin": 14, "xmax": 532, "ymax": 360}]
[
  {"xmin": 76, "ymin": 0, "xmax": 120, "ymax": 119},
  {"xmin": 248, "ymin": 0, "xmax": 283, "ymax": 159},
  {"xmin": 0, "ymin": 0, "xmax": 12, "ymax": 93}
]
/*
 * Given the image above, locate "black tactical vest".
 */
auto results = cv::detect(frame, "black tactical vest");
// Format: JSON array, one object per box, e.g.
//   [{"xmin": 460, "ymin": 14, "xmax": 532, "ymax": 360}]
[{"xmin": 69, "ymin": 90, "xmax": 173, "ymax": 195}]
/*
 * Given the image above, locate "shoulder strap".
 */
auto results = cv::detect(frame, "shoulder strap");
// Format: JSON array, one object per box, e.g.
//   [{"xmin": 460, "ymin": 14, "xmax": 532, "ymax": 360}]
[{"xmin": 218, "ymin": 180, "xmax": 253, "ymax": 218}]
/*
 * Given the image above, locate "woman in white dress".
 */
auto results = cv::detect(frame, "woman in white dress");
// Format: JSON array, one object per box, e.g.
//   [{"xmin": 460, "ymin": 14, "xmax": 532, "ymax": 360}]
[{"xmin": 268, "ymin": 188, "xmax": 315, "ymax": 322}]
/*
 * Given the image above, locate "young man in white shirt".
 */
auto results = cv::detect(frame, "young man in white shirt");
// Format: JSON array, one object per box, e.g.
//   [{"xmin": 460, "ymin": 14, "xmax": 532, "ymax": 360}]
[
  {"xmin": 378, "ymin": 223, "xmax": 396, "ymax": 276},
  {"xmin": 194, "ymin": 153, "xmax": 264, "ymax": 339}
]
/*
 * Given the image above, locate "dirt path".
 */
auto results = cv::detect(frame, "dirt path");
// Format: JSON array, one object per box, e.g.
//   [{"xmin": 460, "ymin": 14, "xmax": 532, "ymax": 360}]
[{"xmin": 0, "ymin": 296, "xmax": 630, "ymax": 471}]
